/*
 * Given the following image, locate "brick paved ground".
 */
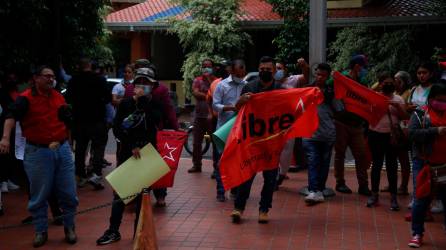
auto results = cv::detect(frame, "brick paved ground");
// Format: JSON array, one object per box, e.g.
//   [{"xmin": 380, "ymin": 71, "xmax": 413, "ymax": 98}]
[{"xmin": 1, "ymin": 156, "xmax": 446, "ymax": 250}]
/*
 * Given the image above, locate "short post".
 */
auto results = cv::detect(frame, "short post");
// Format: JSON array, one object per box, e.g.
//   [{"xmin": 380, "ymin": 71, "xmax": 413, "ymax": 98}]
[{"xmin": 133, "ymin": 189, "xmax": 158, "ymax": 250}]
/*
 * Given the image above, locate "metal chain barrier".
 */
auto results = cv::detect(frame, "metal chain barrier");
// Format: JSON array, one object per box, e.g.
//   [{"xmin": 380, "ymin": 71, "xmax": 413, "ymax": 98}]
[{"xmin": 0, "ymin": 192, "xmax": 140, "ymax": 231}]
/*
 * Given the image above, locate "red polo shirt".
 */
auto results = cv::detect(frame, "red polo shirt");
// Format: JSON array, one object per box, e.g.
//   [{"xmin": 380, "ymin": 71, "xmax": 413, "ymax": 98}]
[{"xmin": 11, "ymin": 88, "xmax": 68, "ymax": 144}]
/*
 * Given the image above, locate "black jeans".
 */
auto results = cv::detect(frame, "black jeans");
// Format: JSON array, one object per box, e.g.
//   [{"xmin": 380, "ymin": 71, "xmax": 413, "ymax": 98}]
[
  {"xmin": 368, "ymin": 130, "xmax": 398, "ymax": 194},
  {"xmin": 73, "ymin": 122, "xmax": 108, "ymax": 177},
  {"xmin": 109, "ymin": 142, "xmax": 166, "ymax": 232},
  {"xmin": 234, "ymin": 168, "xmax": 278, "ymax": 213}
]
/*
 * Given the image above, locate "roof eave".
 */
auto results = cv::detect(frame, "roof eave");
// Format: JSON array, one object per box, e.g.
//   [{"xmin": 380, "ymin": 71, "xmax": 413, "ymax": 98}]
[
  {"xmin": 105, "ymin": 20, "xmax": 284, "ymax": 31},
  {"xmin": 327, "ymin": 16, "xmax": 446, "ymax": 27}
]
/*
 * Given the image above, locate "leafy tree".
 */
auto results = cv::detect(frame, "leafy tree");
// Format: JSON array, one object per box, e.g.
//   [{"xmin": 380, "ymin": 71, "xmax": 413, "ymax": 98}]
[
  {"xmin": 267, "ymin": 0, "xmax": 309, "ymax": 63},
  {"xmin": 168, "ymin": 0, "xmax": 250, "ymax": 99},
  {"xmin": 328, "ymin": 25, "xmax": 421, "ymax": 83},
  {"xmin": 0, "ymin": 0, "xmax": 112, "ymax": 76}
]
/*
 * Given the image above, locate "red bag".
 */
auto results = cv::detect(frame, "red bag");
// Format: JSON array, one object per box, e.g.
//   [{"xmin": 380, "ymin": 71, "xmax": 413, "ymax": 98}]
[{"xmin": 151, "ymin": 130, "xmax": 187, "ymax": 189}]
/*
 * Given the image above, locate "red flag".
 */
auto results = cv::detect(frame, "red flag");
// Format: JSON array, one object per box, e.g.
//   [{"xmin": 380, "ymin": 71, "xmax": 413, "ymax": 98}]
[
  {"xmin": 219, "ymin": 87, "xmax": 323, "ymax": 190},
  {"xmin": 333, "ymin": 71, "xmax": 389, "ymax": 126},
  {"xmin": 151, "ymin": 130, "xmax": 187, "ymax": 188}
]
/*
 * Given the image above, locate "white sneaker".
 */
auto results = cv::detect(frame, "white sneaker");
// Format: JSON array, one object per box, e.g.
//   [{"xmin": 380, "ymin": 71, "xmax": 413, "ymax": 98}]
[
  {"xmin": 1, "ymin": 182, "xmax": 8, "ymax": 193},
  {"xmin": 431, "ymin": 199, "xmax": 444, "ymax": 214},
  {"xmin": 408, "ymin": 198, "xmax": 414, "ymax": 210},
  {"xmin": 88, "ymin": 173, "xmax": 105, "ymax": 190},
  {"xmin": 305, "ymin": 191, "xmax": 324, "ymax": 204},
  {"xmin": 7, "ymin": 180, "xmax": 20, "ymax": 190}
]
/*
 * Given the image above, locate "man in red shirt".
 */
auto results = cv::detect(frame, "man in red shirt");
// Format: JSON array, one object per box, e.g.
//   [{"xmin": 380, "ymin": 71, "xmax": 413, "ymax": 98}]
[
  {"xmin": 0, "ymin": 66, "xmax": 78, "ymax": 248},
  {"xmin": 188, "ymin": 59, "xmax": 217, "ymax": 173}
]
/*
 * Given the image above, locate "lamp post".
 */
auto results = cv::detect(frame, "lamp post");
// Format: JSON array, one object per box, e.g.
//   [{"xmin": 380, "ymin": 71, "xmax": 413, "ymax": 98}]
[{"xmin": 309, "ymin": 0, "xmax": 327, "ymax": 83}]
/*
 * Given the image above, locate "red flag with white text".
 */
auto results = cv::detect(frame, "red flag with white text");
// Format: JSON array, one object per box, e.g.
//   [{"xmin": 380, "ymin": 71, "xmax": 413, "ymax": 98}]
[
  {"xmin": 333, "ymin": 71, "xmax": 389, "ymax": 126},
  {"xmin": 151, "ymin": 130, "xmax": 187, "ymax": 188},
  {"xmin": 219, "ymin": 87, "xmax": 323, "ymax": 190}
]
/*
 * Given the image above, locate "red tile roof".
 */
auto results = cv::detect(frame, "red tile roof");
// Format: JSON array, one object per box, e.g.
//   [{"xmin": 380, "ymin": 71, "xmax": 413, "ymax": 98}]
[
  {"xmin": 106, "ymin": 0, "xmax": 445, "ymax": 28},
  {"xmin": 106, "ymin": 0, "xmax": 281, "ymax": 23},
  {"xmin": 328, "ymin": 0, "xmax": 439, "ymax": 19}
]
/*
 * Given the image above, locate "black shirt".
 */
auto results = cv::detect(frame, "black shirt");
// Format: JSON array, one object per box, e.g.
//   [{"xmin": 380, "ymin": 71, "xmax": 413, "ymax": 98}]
[
  {"xmin": 66, "ymin": 71, "xmax": 111, "ymax": 123},
  {"xmin": 113, "ymin": 97, "xmax": 161, "ymax": 150},
  {"xmin": 241, "ymin": 79, "xmax": 282, "ymax": 95}
]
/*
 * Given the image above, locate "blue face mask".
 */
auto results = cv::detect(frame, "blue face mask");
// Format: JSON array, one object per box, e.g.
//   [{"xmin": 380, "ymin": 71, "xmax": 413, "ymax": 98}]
[
  {"xmin": 274, "ymin": 70, "xmax": 285, "ymax": 81},
  {"xmin": 202, "ymin": 67, "xmax": 213, "ymax": 75},
  {"xmin": 142, "ymin": 85, "xmax": 152, "ymax": 95}
]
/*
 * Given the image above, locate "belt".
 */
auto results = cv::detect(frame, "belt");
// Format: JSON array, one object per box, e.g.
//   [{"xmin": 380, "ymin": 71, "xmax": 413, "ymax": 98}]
[{"xmin": 27, "ymin": 140, "xmax": 67, "ymax": 149}]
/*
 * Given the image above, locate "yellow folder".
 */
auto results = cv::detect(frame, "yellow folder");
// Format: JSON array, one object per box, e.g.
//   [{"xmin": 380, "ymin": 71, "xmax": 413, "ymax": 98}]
[{"xmin": 105, "ymin": 143, "xmax": 170, "ymax": 204}]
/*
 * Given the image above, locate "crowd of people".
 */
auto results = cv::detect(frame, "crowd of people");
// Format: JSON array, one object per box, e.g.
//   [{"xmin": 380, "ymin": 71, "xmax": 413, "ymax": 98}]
[{"xmin": 0, "ymin": 54, "xmax": 445, "ymax": 249}]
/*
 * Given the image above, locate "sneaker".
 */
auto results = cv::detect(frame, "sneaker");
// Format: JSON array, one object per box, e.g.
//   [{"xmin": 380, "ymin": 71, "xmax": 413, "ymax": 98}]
[
  {"xmin": 358, "ymin": 186, "xmax": 372, "ymax": 196},
  {"xmin": 408, "ymin": 198, "xmax": 414, "ymax": 210},
  {"xmin": 77, "ymin": 177, "xmax": 88, "ymax": 188},
  {"xmin": 431, "ymin": 199, "xmax": 444, "ymax": 214},
  {"xmin": 408, "ymin": 234, "xmax": 423, "ymax": 248},
  {"xmin": 335, "ymin": 183, "xmax": 352, "ymax": 194},
  {"xmin": 277, "ymin": 174, "xmax": 286, "ymax": 186},
  {"xmin": 64, "ymin": 227, "xmax": 77, "ymax": 244},
  {"xmin": 216, "ymin": 193, "xmax": 226, "ymax": 202},
  {"xmin": 88, "ymin": 174, "xmax": 104, "ymax": 190},
  {"xmin": 366, "ymin": 193, "xmax": 379, "ymax": 208},
  {"xmin": 305, "ymin": 191, "xmax": 324, "ymax": 205},
  {"xmin": 33, "ymin": 232, "xmax": 48, "ymax": 248},
  {"xmin": 187, "ymin": 166, "xmax": 202, "ymax": 173},
  {"xmin": 22, "ymin": 215, "xmax": 33, "ymax": 224},
  {"xmin": 231, "ymin": 209, "xmax": 242, "ymax": 223},
  {"xmin": 1, "ymin": 182, "xmax": 8, "ymax": 193},
  {"xmin": 322, "ymin": 188, "xmax": 336, "ymax": 197},
  {"xmin": 7, "ymin": 180, "xmax": 19, "ymax": 190},
  {"xmin": 155, "ymin": 197, "xmax": 166, "ymax": 207},
  {"xmin": 96, "ymin": 230, "xmax": 121, "ymax": 245},
  {"xmin": 258, "ymin": 211, "xmax": 268, "ymax": 224},
  {"xmin": 390, "ymin": 195, "xmax": 400, "ymax": 211}
]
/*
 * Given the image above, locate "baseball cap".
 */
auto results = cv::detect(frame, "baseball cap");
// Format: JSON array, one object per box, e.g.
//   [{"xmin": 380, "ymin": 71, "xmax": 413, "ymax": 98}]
[
  {"xmin": 134, "ymin": 67, "xmax": 156, "ymax": 83},
  {"xmin": 349, "ymin": 55, "xmax": 368, "ymax": 68}
]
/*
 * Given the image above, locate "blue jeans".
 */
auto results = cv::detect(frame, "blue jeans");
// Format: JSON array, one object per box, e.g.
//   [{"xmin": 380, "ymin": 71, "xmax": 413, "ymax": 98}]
[
  {"xmin": 24, "ymin": 142, "xmax": 78, "ymax": 233},
  {"xmin": 412, "ymin": 185, "xmax": 446, "ymax": 235},
  {"xmin": 215, "ymin": 151, "xmax": 225, "ymax": 196},
  {"xmin": 234, "ymin": 168, "xmax": 279, "ymax": 212},
  {"xmin": 303, "ymin": 140, "xmax": 334, "ymax": 192},
  {"xmin": 412, "ymin": 158, "xmax": 424, "ymax": 193}
]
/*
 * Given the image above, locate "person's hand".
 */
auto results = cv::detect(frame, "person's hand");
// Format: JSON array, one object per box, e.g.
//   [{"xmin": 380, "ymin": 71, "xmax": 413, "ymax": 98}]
[
  {"xmin": 132, "ymin": 147, "xmax": 141, "ymax": 159},
  {"xmin": 406, "ymin": 104, "xmax": 417, "ymax": 112},
  {"xmin": 297, "ymin": 58, "xmax": 308, "ymax": 68},
  {"xmin": 134, "ymin": 88, "xmax": 145, "ymax": 98},
  {"xmin": 438, "ymin": 127, "xmax": 446, "ymax": 136},
  {"xmin": 239, "ymin": 93, "xmax": 251, "ymax": 105},
  {"xmin": 0, "ymin": 138, "xmax": 10, "ymax": 154}
]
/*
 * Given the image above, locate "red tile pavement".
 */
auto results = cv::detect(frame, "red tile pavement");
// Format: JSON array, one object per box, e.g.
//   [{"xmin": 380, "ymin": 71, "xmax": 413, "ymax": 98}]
[{"xmin": 1, "ymin": 155, "xmax": 446, "ymax": 250}]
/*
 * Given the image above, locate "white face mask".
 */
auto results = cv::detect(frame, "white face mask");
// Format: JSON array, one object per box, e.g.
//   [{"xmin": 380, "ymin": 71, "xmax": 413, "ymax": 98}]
[{"xmin": 232, "ymin": 76, "xmax": 243, "ymax": 84}]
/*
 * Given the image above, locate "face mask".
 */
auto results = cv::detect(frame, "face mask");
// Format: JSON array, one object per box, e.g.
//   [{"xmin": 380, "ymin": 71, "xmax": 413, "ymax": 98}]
[
  {"xmin": 232, "ymin": 76, "xmax": 243, "ymax": 84},
  {"xmin": 430, "ymin": 100, "xmax": 446, "ymax": 112},
  {"xmin": 259, "ymin": 70, "xmax": 273, "ymax": 83},
  {"xmin": 274, "ymin": 70, "xmax": 285, "ymax": 81},
  {"xmin": 202, "ymin": 67, "xmax": 213, "ymax": 75},
  {"xmin": 144, "ymin": 85, "xmax": 152, "ymax": 95},
  {"xmin": 382, "ymin": 84, "xmax": 395, "ymax": 94}
]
